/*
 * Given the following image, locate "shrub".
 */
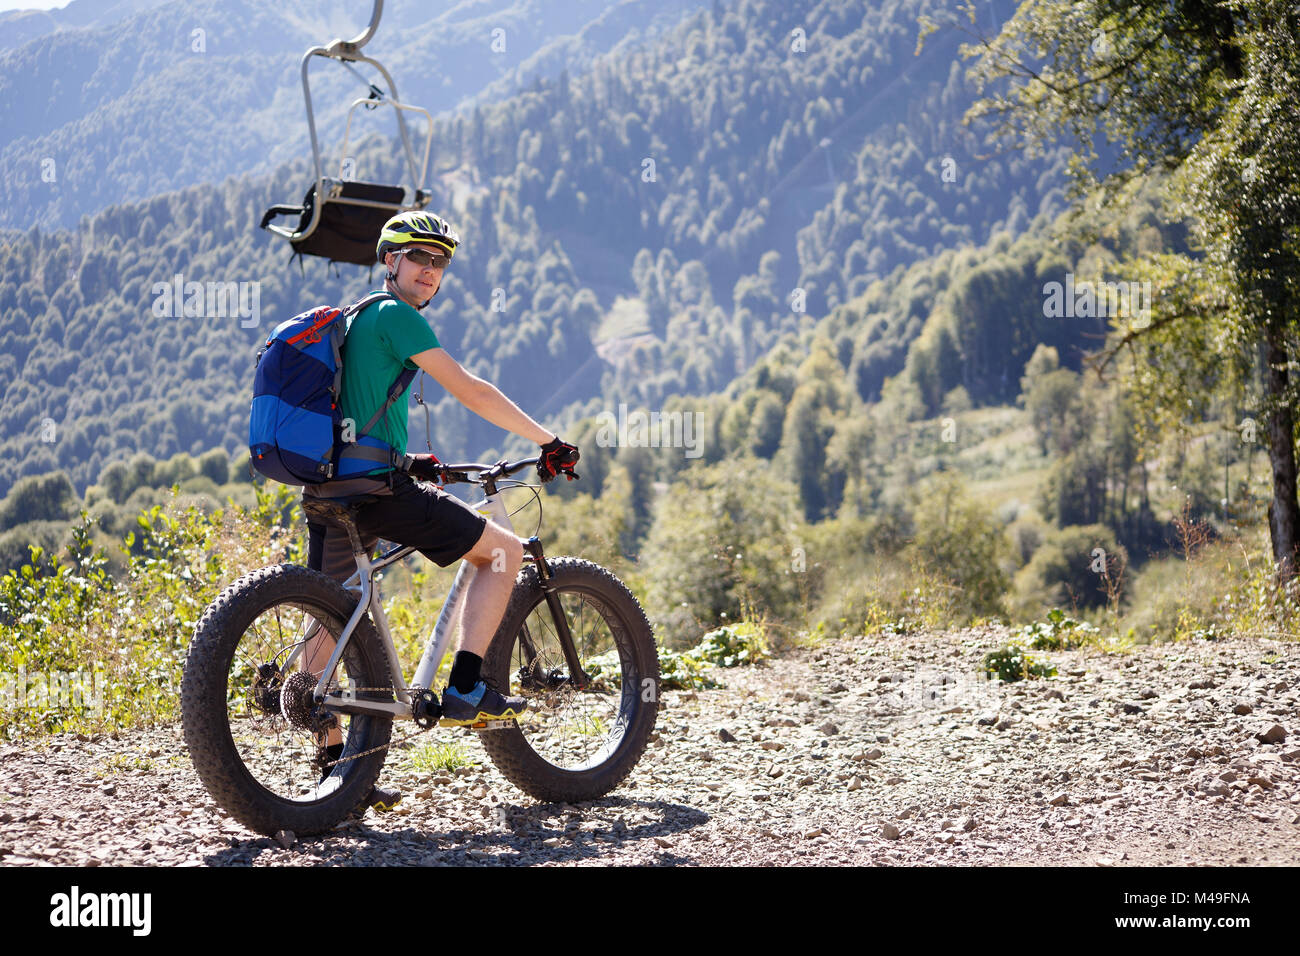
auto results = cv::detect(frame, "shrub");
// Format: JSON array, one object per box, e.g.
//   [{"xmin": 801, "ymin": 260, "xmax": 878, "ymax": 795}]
[
  {"xmin": 0, "ymin": 471, "xmax": 78, "ymax": 531},
  {"xmin": 197, "ymin": 449, "xmax": 231, "ymax": 487},
  {"xmin": 858, "ymin": 559, "xmax": 968, "ymax": 636},
  {"xmin": 0, "ymin": 483, "xmax": 302, "ymax": 739},
  {"xmin": 1013, "ymin": 523, "xmax": 1126, "ymax": 616},
  {"xmin": 693, "ymin": 621, "xmax": 769, "ymax": 667},
  {"xmin": 0, "ymin": 520, "xmax": 68, "ymax": 573},
  {"xmin": 1016, "ymin": 608, "xmax": 1101, "ymax": 650},
  {"xmin": 1006, "ymin": 510, "xmax": 1048, "ymax": 568},
  {"xmin": 657, "ymin": 650, "xmax": 723, "ymax": 690},
  {"xmin": 906, "ymin": 471, "xmax": 1009, "ymax": 620},
  {"xmin": 641, "ymin": 458, "xmax": 804, "ymax": 648},
  {"xmin": 982, "ymin": 644, "xmax": 1056, "ymax": 681},
  {"xmin": 1121, "ymin": 525, "xmax": 1300, "ymax": 642},
  {"xmin": 586, "ymin": 620, "xmax": 769, "ymax": 691}
]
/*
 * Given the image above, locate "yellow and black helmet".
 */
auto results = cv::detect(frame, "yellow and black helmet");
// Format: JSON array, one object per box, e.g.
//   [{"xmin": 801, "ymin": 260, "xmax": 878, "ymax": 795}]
[{"xmin": 376, "ymin": 210, "xmax": 460, "ymax": 261}]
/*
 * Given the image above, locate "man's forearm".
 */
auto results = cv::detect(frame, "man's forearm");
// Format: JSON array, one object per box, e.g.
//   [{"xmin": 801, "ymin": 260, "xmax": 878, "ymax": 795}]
[{"xmin": 463, "ymin": 378, "xmax": 553, "ymax": 444}]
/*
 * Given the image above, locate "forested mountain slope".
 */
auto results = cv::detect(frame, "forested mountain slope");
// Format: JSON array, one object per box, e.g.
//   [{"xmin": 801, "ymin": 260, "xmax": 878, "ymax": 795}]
[
  {"xmin": 0, "ymin": 0, "xmax": 170, "ymax": 52},
  {"xmin": 0, "ymin": 0, "xmax": 706, "ymax": 229},
  {"xmin": 0, "ymin": 0, "xmax": 1067, "ymax": 498}
]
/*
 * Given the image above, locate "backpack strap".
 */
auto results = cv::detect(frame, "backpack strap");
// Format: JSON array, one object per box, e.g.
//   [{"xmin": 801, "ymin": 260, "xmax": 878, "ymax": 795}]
[
  {"xmin": 337, "ymin": 289, "xmax": 410, "ymax": 439},
  {"xmin": 335, "ymin": 367, "xmax": 416, "ymax": 471},
  {"xmin": 322, "ymin": 293, "xmax": 395, "ymax": 432},
  {"xmin": 355, "ymin": 365, "xmax": 419, "ymax": 438},
  {"xmin": 343, "ymin": 290, "xmax": 395, "ymax": 319},
  {"xmin": 337, "ymin": 444, "xmax": 405, "ymax": 467},
  {"xmin": 336, "ymin": 290, "xmax": 420, "ymax": 471}
]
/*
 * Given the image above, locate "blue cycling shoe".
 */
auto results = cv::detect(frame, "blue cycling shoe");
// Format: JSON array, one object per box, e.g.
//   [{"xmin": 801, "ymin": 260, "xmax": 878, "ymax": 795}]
[{"xmin": 439, "ymin": 681, "xmax": 527, "ymax": 726}]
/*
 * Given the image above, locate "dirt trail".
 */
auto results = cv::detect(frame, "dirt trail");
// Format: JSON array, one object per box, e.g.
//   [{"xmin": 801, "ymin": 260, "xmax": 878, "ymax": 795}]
[{"xmin": 2, "ymin": 625, "xmax": 1298, "ymax": 866}]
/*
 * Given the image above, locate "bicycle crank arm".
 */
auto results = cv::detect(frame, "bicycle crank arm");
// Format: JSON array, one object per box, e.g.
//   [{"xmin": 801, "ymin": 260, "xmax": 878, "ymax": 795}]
[
  {"xmin": 321, "ymin": 694, "xmax": 518, "ymax": 730},
  {"xmin": 321, "ymin": 694, "xmax": 411, "ymax": 719}
]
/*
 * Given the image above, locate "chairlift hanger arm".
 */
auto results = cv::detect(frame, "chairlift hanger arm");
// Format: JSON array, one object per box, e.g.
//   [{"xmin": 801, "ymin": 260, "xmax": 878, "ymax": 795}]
[
  {"xmin": 260, "ymin": 0, "xmax": 433, "ymax": 259},
  {"xmin": 299, "ymin": 47, "xmax": 423, "ymax": 191},
  {"xmin": 324, "ymin": 0, "xmax": 384, "ymax": 61}
]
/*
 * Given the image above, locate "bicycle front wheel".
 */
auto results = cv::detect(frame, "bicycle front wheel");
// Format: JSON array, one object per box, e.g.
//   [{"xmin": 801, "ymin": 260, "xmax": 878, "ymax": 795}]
[
  {"xmin": 181, "ymin": 564, "xmax": 393, "ymax": 836},
  {"xmin": 479, "ymin": 557, "xmax": 659, "ymax": 803}
]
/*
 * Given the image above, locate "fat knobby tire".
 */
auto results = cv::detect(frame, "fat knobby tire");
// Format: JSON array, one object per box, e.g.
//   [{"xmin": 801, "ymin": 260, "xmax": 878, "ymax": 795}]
[
  {"xmin": 479, "ymin": 557, "xmax": 659, "ymax": 803},
  {"xmin": 181, "ymin": 563, "xmax": 392, "ymax": 836}
]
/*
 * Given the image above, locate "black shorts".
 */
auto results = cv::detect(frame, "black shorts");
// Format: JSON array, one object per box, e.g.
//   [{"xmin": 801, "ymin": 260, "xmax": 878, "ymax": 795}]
[{"xmin": 305, "ymin": 472, "xmax": 487, "ymax": 583}]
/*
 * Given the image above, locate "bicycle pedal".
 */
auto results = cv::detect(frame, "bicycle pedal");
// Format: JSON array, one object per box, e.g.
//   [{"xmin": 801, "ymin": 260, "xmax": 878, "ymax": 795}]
[
  {"xmin": 413, "ymin": 689, "xmax": 441, "ymax": 729},
  {"xmin": 436, "ymin": 716, "xmax": 515, "ymax": 729}
]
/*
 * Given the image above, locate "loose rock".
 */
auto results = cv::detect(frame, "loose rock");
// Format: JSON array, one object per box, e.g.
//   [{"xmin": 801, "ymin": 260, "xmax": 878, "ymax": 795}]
[
  {"xmin": 1256, "ymin": 724, "xmax": 1287, "ymax": 745},
  {"xmin": 2, "ymin": 623, "xmax": 1297, "ymax": 868}
]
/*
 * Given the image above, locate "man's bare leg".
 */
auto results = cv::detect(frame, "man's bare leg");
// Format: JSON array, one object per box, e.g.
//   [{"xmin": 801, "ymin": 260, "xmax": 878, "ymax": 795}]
[
  {"xmin": 455, "ymin": 520, "xmax": 524, "ymax": 658},
  {"xmin": 303, "ymin": 625, "xmax": 344, "ymax": 748},
  {"xmin": 302, "ymin": 520, "xmax": 522, "ymax": 744}
]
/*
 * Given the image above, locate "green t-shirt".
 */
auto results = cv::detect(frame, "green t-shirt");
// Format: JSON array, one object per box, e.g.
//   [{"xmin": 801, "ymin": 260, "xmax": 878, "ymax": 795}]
[{"xmin": 339, "ymin": 294, "xmax": 441, "ymax": 470}]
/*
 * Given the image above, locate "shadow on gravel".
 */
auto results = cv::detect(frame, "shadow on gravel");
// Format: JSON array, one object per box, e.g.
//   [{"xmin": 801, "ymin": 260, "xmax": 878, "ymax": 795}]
[{"xmin": 201, "ymin": 797, "xmax": 710, "ymax": 866}]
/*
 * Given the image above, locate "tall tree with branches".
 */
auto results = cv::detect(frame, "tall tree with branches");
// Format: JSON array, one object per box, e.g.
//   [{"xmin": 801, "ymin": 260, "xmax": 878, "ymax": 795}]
[{"xmin": 937, "ymin": 0, "xmax": 1300, "ymax": 580}]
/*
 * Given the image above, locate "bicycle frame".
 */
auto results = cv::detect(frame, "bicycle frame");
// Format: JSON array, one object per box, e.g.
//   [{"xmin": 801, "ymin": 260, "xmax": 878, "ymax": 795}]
[{"xmin": 303, "ymin": 484, "xmax": 515, "ymax": 720}]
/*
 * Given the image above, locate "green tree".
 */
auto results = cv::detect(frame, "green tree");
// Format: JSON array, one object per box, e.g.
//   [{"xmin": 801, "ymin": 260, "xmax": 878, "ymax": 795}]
[
  {"xmin": 1018, "ymin": 344, "xmax": 1060, "ymax": 401},
  {"xmin": 1024, "ymin": 368, "xmax": 1082, "ymax": 457},
  {"xmin": 197, "ymin": 449, "xmax": 230, "ymax": 487},
  {"xmin": 907, "ymin": 471, "xmax": 1009, "ymax": 619},
  {"xmin": 1014, "ymin": 523, "xmax": 1127, "ymax": 614},
  {"xmin": 957, "ymin": 0, "xmax": 1300, "ymax": 579},
  {"xmin": 0, "ymin": 472, "xmax": 78, "ymax": 531},
  {"xmin": 641, "ymin": 459, "xmax": 803, "ymax": 647},
  {"xmin": 749, "ymin": 392, "xmax": 786, "ymax": 459}
]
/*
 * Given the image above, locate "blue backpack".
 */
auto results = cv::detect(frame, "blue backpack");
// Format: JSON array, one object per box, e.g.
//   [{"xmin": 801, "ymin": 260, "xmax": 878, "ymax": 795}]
[{"xmin": 248, "ymin": 291, "xmax": 416, "ymax": 486}]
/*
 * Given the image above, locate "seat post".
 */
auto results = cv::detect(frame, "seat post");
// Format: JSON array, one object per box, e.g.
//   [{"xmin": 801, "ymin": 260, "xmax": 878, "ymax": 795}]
[
  {"xmin": 333, "ymin": 511, "xmax": 378, "ymax": 596},
  {"xmin": 300, "ymin": 495, "xmax": 379, "ymax": 584},
  {"xmin": 342, "ymin": 517, "xmax": 367, "ymax": 562}
]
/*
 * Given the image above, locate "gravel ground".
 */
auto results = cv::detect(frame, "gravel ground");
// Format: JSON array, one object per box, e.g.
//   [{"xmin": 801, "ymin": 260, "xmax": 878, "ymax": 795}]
[{"xmin": 2, "ymin": 625, "xmax": 1299, "ymax": 866}]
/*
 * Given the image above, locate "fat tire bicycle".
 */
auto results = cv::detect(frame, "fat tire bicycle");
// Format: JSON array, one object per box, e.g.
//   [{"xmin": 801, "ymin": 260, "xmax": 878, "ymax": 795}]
[{"xmin": 180, "ymin": 457, "xmax": 659, "ymax": 836}]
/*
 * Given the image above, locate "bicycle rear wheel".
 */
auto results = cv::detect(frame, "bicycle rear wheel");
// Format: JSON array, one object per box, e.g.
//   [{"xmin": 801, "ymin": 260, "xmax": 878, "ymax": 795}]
[
  {"xmin": 181, "ymin": 564, "xmax": 393, "ymax": 836},
  {"xmin": 479, "ymin": 557, "xmax": 659, "ymax": 803}
]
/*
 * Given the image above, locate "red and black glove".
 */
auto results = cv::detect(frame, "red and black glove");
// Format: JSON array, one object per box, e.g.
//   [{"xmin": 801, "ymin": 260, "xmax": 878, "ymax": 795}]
[
  {"xmin": 538, "ymin": 437, "xmax": 580, "ymax": 482},
  {"xmin": 404, "ymin": 452, "xmax": 444, "ymax": 484}
]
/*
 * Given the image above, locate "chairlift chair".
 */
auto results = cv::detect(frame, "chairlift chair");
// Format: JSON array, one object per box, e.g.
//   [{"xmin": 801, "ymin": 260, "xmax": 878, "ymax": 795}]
[{"xmin": 260, "ymin": 0, "xmax": 434, "ymax": 266}]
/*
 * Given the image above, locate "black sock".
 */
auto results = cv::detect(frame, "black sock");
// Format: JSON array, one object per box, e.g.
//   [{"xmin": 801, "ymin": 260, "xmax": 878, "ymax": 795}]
[{"xmin": 449, "ymin": 651, "xmax": 483, "ymax": 694}]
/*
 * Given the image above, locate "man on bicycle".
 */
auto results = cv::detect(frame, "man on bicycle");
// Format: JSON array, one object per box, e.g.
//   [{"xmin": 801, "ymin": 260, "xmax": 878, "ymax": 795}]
[{"xmin": 305, "ymin": 210, "xmax": 579, "ymax": 812}]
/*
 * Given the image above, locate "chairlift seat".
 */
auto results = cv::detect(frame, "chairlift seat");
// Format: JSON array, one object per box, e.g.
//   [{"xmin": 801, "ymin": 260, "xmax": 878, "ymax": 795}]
[
  {"xmin": 261, "ymin": 180, "xmax": 431, "ymax": 266},
  {"xmin": 258, "ymin": 0, "xmax": 435, "ymax": 268}
]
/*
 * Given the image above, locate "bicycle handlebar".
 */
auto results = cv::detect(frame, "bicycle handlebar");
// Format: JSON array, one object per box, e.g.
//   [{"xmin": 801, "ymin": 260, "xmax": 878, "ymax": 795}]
[
  {"xmin": 430, "ymin": 446, "xmax": 579, "ymax": 487},
  {"xmin": 434, "ymin": 456, "xmax": 540, "ymax": 486}
]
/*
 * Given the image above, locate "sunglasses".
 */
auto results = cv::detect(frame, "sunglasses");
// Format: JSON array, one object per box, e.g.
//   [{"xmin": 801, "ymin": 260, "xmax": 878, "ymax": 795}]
[{"xmin": 399, "ymin": 248, "xmax": 450, "ymax": 269}]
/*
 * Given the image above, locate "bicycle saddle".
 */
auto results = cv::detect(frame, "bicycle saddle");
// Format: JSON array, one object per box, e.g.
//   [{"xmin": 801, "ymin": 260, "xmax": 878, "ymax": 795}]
[{"xmin": 301, "ymin": 495, "xmax": 379, "ymax": 529}]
